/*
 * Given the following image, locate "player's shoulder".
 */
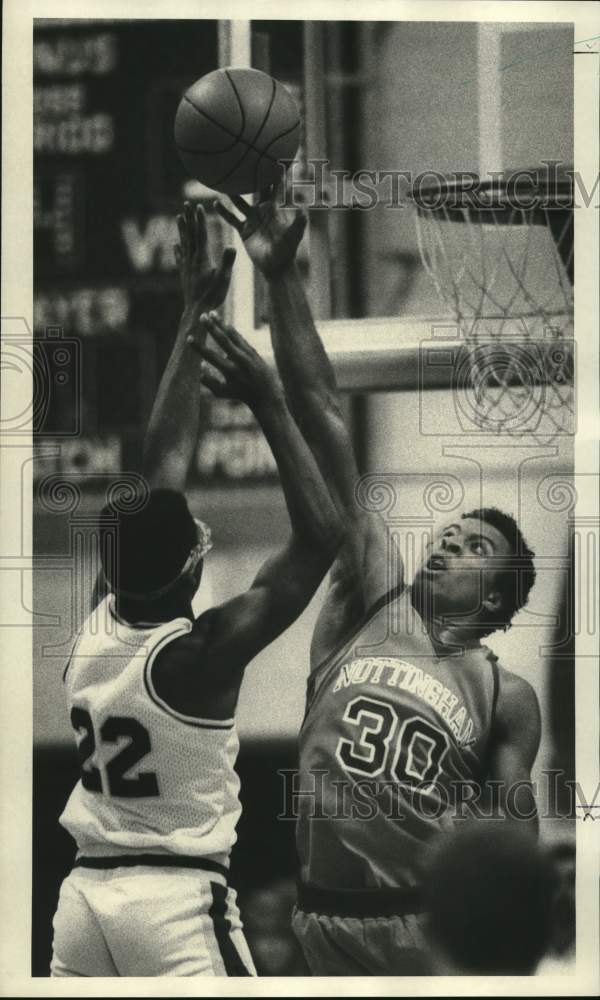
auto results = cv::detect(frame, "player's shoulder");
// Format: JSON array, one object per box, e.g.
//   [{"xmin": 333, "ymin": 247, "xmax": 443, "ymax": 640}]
[
  {"xmin": 495, "ymin": 662, "xmax": 537, "ymax": 700},
  {"xmin": 494, "ymin": 663, "xmax": 540, "ymax": 729},
  {"xmin": 154, "ymin": 607, "xmax": 216, "ymax": 665},
  {"xmin": 150, "ymin": 607, "xmax": 241, "ymax": 721}
]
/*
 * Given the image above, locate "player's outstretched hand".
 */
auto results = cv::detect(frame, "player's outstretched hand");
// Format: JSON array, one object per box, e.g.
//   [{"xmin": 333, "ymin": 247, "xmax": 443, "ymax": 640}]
[
  {"xmin": 214, "ymin": 179, "xmax": 306, "ymax": 280},
  {"xmin": 175, "ymin": 201, "xmax": 236, "ymax": 312},
  {"xmin": 187, "ymin": 312, "xmax": 280, "ymax": 408}
]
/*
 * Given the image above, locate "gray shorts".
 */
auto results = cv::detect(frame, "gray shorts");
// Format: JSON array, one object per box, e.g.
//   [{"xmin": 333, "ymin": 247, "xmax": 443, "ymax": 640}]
[{"xmin": 292, "ymin": 905, "xmax": 430, "ymax": 976}]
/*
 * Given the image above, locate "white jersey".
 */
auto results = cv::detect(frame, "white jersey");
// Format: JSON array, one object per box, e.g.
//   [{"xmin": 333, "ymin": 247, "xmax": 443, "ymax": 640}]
[{"xmin": 60, "ymin": 595, "xmax": 241, "ymax": 867}]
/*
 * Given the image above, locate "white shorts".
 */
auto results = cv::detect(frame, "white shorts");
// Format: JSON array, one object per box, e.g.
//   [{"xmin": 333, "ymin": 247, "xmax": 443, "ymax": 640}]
[{"xmin": 51, "ymin": 863, "xmax": 256, "ymax": 977}]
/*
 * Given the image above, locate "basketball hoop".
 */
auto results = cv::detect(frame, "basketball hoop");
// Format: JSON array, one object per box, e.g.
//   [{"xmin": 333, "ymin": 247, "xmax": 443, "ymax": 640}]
[{"xmin": 408, "ymin": 166, "xmax": 574, "ymax": 443}]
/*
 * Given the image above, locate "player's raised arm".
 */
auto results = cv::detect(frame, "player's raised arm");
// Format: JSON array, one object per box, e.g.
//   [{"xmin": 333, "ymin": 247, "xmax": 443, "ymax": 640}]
[
  {"xmin": 142, "ymin": 202, "xmax": 236, "ymax": 491},
  {"xmin": 92, "ymin": 203, "xmax": 235, "ymax": 611},
  {"xmin": 187, "ymin": 313, "xmax": 343, "ymax": 667},
  {"xmin": 216, "ymin": 185, "xmax": 400, "ymax": 611}
]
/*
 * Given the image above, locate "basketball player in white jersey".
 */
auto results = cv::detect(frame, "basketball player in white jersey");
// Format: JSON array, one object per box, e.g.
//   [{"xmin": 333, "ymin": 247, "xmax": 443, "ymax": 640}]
[
  {"xmin": 51, "ymin": 202, "xmax": 341, "ymax": 977},
  {"xmin": 217, "ymin": 186, "xmax": 542, "ymax": 975}
]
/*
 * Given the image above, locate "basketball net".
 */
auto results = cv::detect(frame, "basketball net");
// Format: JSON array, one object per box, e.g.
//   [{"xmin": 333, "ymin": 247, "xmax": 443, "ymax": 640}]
[{"xmin": 410, "ymin": 172, "xmax": 574, "ymax": 445}]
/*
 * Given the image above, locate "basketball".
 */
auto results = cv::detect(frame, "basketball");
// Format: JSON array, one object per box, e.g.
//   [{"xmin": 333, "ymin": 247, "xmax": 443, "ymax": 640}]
[{"xmin": 174, "ymin": 67, "xmax": 301, "ymax": 195}]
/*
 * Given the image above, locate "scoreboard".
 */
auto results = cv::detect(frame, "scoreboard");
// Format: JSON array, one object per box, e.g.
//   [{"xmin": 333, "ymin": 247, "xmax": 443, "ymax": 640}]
[{"xmin": 33, "ymin": 19, "xmax": 277, "ymax": 484}]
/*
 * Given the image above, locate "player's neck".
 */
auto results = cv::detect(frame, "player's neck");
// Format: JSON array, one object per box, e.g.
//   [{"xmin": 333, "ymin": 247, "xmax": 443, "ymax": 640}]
[
  {"xmin": 433, "ymin": 620, "xmax": 483, "ymax": 649},
  {"xmin": 411, "ymin": 590, "xmax": 483, "ymax": 647}
]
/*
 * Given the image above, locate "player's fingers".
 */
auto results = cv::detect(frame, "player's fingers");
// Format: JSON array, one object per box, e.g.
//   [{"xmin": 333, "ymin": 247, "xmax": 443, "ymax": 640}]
[
  {"xmin": 186, "ymin": 321, "xmax": 218, "ymax": 353},
  {"xmin": 220, "ymin": 246, "xmax": 237, "ymax": 270},
  {"xmin": 194, "ymin": 203, "xmax": 209, "ymax": 256},
  {"xmin": 199, "ymin": 368, "xmax": 229, "ymax": 398},
  {"xmin": 230, "ymin": 194, "xmax": 254, "ymax": 218},
  {"xmin": 214, "ymin": 200, "xmax": 244, "ymax": 233},
  {"xmin": 269, "ymin": 173, "xmax": 286, "ymax": 204},
  {"xmin": 211, "ymin": 247, "xmax": 237, "ymax": 303},
  {"xmin": 203, "ymin": 315, "xmax": 241, "ymax": 356},
  {"xmin": 293, "ymin": 204, "xmax": 307, "ymax": 226},
  {"xmin": 292, "ymin": 210, "xmax": 308, "ymax": 238},
  {"xmin": 194, "ymin": 341, "xmax": 237, "ymax": 376},
  {"xmin": 203, "ymin": 312, "xmax": 248, "ymax": 357},
  {"xmin": 187, "ymin": 335, "xmax": 225, "ymax": 369},
  {"xmin": 202, "ymin": 267, "xmax": 219, "ymax": 297},
  {"xmin": 205, "ymin": 309, "xmax": 238, "ymax": 337},
  {"xmin": 176, "ymin": 213, "xmax": 189, "ymax": 253},
  {"xmin": 283, "ymin": 211, "xmax": 307, "ymax": 252},
  {"xmin": 186, "ymin": 333, "xmax": 204, "ymax": 355},
  {"xmin": 257, "ymin": 183, "xmax": 274, "ymax": 205}
]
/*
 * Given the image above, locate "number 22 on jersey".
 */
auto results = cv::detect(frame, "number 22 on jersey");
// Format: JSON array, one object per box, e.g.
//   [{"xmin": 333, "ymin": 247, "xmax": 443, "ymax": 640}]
[{"xmin": 71, "ymin": 707, "xmax": 159, "ymax": 798}]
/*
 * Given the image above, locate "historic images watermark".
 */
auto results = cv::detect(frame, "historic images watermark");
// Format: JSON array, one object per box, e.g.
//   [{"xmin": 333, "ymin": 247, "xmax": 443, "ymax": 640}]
[
  {"xmin": 277, "ymin": 768, "xmax": 597, "ymax": 823},
  {"xmin": 1, "ymin": 318, "xmax": 82, "ymax": 439},
  {"xmin": 274, "ymin": 159, "xmax": 598, "ymax": 212},
  {"xmin": 417, "ymin": 333, "xmax": 575, "ymax": 440}
]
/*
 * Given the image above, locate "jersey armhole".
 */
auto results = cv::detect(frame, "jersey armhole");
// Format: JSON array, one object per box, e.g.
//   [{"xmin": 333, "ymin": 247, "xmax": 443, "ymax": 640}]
[
  {"xmin": 62, "ymin": 634, "xmax": 82, "ymax": 684},
  {"xmin": 480, "ymin": 654, "xmax": 501, "ymax": 778},
  {"xmin": 144, "ymin": 629, "xmax": 235, "ymax": 731},
  {"xmin": 490, "ymin": 656, "xmax": 500, "ymax": 727}
]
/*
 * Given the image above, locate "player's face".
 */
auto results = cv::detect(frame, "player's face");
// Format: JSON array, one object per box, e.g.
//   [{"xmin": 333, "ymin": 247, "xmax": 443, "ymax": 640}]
[{"xmin": 414, "ymin": 517, "xmax": 511, "ymax": 623}]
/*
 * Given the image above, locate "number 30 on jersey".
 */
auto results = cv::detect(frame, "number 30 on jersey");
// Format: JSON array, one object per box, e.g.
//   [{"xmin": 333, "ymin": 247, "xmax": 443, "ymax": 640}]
[{"xmin": 335, "ymin": 696, "xmax": 451, "ymax": 790}]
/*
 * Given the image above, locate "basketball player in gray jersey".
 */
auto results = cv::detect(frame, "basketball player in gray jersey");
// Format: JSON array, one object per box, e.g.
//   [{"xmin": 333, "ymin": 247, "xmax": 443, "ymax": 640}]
[
  {"xmin": 218, "ymin": 186, "xmax": 542, "ymax": 976},
  {"xmin": 51, "ymin": 203, "xmax": 342, "ymax": 976}
]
